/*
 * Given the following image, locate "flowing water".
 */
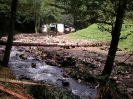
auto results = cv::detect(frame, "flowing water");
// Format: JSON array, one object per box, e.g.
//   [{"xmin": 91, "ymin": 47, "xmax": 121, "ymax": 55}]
[{"xmin": 9, "ymin": 46, "xmax": 97, "ymax": 99}]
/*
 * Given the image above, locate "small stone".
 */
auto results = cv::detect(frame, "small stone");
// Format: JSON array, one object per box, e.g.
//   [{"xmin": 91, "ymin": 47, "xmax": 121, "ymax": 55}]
[
  {"xmin": 113, "ymin": 76, "xmax": 117, "ymax": 80},
  {"xmin": 116, "ymin": 80, "xmax": 122, "ymax": 84},
  {"xmin": 116, "ymin": 81, "xmax": 119, "ymax": 84},
  {"xmin": 77, "ymin": 79, "xmax": 82, "ymax": 83},
  {"xmin": 19, "ymin": 54, "xmax": 28, "ymax": 59},
  {"xmin": 125, "ymin": 71, "xmax": 129, "ymax": 74},
  {"xmin": 16, "ymin": 53, "xmax": 19, "ymax": 56},
  {"xmin": 31, "ymin": 63, "xmax": 36, "ymax": 68}
]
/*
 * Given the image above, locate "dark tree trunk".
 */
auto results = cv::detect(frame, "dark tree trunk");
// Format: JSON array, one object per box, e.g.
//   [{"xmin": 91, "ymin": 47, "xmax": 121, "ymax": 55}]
[
  {"xmin": 35, "ymin": 13, "xmax": 38, "ymax": 34},
  {"xmin": 102, "ymin": 1, "xmax": 127, "ymax": 77},
  {"xmin": 1, "ymin": 0, "xmax": 18, "ymax": 66},
  {"xmin": 97, "ymin": 2, "xmax": 128, "ymax": 99}
]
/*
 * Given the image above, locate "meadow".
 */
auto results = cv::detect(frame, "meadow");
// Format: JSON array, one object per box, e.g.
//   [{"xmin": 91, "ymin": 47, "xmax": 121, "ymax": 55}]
[{"xmin": 67, "ymin": 23, "xmax": 133, "ymax": 51}]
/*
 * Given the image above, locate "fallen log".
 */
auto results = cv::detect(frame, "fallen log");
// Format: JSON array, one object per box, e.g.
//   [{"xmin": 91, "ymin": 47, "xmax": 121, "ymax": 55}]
[
  {"xmin": 0, "ymin": 78, "xmax": 58, "ymax": 99},
  {"xmin": 0, "ymin": 78, "xmax": 55, "ymax": 87},
  {"xmin": 0, "ymin": 40, "xmax": 57, "ymax": 47},
  {"xmin": 0, "ymin": 40, "xmax": 110, "ymax": 48}
]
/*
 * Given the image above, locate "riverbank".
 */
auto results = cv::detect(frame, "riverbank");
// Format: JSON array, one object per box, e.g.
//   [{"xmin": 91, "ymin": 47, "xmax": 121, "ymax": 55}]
[{"xmin": 0, "ymin": 33, "xmax": 133, "ymax": 98}]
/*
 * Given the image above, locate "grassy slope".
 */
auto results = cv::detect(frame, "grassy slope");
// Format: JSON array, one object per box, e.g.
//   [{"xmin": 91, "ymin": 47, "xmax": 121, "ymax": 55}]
[
  {"xmin": 67, "ymin": 24, "xmax": 111, "ymax": 41},
  {"xmin": 67, "ymin": 23, "xmax": 133, "ymax": 51}
]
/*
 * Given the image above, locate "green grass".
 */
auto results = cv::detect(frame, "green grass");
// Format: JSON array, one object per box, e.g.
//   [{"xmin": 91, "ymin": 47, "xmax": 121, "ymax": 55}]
[
  {"xmin": 119, "ymin": 24, "xmax": 133, "ymax": 51},
  {"xmin": 66, "ymin": 23, "xmax": 133, "ymax": 52},
  {"xmin": 67, "ymin": 24, "xmax": 111, "ymax": 41}
]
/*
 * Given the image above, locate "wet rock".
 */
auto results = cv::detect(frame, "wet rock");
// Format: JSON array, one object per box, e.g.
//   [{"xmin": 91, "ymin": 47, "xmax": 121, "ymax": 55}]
[
  {"xmin": 116, "ymin": 80, "xmax": 122, "ymax": 84},
  {"xmin": 25, "ymin": 47, "xmax": 31, "ymax": 52},
  {"xmin": 15, "ymin": 53, "xmax": 19, "ymax": 56},
  {"xmin": 18, "ymin": 75, "xmax": 30, "ymax": 80},
  {"xmin": 31, "ymin": 63, "xmax": 36, "ymax": 68},
  {"xmin": 35, "ymin": 56, "xmax": 42, "ymax": 61},
  {"xmin": 125, "ymin": 71, "xmax": 129, "ymax": 73},
  {"xmin": 19, "ymin": 54, "xmax": 28, "ymax": 59},
  {"xmin": 17, "ymin": 48, "xmax": 23, "ymax": 52},
  {"xmin": 62, "ymin": 57, "xmax": 75, "ymax": 67},
  {"xmin": 113, "ymin": 76, "xmax": 117, "ymax": 80},
  {"xmin": 62, "ymin": 80, "xmax": 70, "ymax": 86}
]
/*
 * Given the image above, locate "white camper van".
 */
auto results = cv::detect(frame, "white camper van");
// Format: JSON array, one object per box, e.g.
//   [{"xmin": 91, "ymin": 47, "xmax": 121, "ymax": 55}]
[
  {"xmin": 57, "ymin": 24, "xmax": 65, "ymax": 33},
  {"xmin": 41, "ymin": 24, "xmax": 48, "ymax": 33},
  {"xmin": 41, "ymin": 23, "xmax": 75, "ymax": 33}
]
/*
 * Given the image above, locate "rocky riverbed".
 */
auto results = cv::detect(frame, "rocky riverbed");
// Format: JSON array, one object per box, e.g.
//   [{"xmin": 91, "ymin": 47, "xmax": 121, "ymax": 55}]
[{"xmin": 0, "ymin": 33, "xmax": 133, "ymax": 98}]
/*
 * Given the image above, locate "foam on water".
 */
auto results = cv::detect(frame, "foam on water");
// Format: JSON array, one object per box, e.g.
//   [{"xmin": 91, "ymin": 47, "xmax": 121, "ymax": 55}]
[{"xmin": 9, "ymin": 46, "xmax": 97, "ymax": 99}]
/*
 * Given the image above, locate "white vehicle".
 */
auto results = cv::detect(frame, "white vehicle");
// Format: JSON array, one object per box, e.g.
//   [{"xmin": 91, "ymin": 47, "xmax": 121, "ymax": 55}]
[
  {"xmin": 41, "ymin": 24, "xmax": 49, "ymax": 33},
  {"xmin": 41, "ymin": 23, "xmax": 75, "ymax": 33},
  {"xmin": 57, "ymin": 24, "xmax": 65, "ymax": 33},
  {"xmin": 70, "ymin": 27, "xmax": 76, "ymax": 32}
]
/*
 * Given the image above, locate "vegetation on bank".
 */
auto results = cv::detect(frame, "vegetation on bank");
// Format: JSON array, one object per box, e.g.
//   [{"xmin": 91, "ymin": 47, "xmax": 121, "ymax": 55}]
[
  {"xmin": 67, "ymin": 23, "xmax": 133, "ymax": 51},
  {"xmin": 0, "ymin": 66, "xmax": 79, "ymax": 99},
  {"xmin": 67, "ymin": 24, "xmax": 111, "ymax": 41},
  {"xmin": 0, "ymin": 66, "xmax": 33, "ymax": 99}
]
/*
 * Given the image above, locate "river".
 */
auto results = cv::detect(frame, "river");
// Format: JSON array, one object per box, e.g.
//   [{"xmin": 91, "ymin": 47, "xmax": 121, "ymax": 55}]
[{"xmin": 9, "ymin": 46, "xmax": 97, "ymax": 99}]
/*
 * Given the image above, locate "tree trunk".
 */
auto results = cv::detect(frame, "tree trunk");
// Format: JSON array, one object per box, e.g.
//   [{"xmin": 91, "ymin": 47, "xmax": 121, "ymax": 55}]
[
  {"xmin": 102, "ymin": 0, "xmax": 127, "ymax": 77},
  {"xmin": 1, "ymin": 0, "xmax": 18, "ymax": 66},
  {"xmin": 35, "ymin": 13, "xmax": 38, "ymax": 34},
  {"xmin": 96, "ymin": 1, "xmax": 128, "ymax": 98},
  {"xmin": 35, "ymin": 13, "xmax": 40, "ymax": 34},
  {"xmin": 37, "ymin": 17, "xmax": 40, "ymax": 33}
]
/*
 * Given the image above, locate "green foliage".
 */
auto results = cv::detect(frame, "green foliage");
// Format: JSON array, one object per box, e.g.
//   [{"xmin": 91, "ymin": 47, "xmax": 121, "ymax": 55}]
[
  {"xmin": 0, "ymin": 0, "xmax": 11, "ymax": 33},
  {"xmin": 67, "ymin": 67, "xmax": 98, "ymax": 83},
  {"xmin": 114, "ymin": 65, "xmax": 129, "ymax": 72},
  {"xmin": 119, "ymin": 23, "xmax": 133, "ymax": 51},
  {"xmin": 97, "ymin": 0, "xmax": 117, "ymax": 24},
  {"xmin": 28, "ymin": 84, "xmax": 79, "ymax": 99},
  {"xmin": 16, "ymin": 0, "xmax": 63, "ymax": 32},
  {"xmin": 1, "ymin": 0, "xmax": 132, "ymax": 33},
  {"xmin": 54, "ymin": 0, "xmax": 101, "ymax": 29},
  {"xmin": 59, "ymin": 14, "xmax": 74, "ymax": 25}
]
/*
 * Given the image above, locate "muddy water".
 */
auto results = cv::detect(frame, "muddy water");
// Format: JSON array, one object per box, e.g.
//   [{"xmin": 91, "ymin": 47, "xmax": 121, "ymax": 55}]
[{"xmin": 9, "ymin": 46, "xmax": 97, "ymax": 99}]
